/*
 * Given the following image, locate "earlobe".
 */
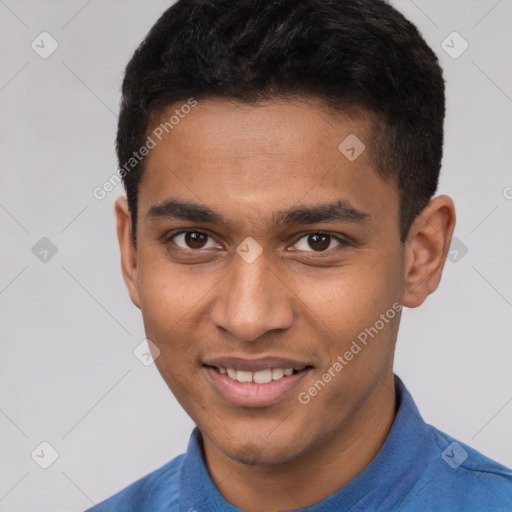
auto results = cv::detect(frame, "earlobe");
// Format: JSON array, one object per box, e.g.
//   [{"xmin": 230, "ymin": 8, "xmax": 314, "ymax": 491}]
[
  {"xmin": 402, "ymin": 195, "xmax": 456, "ymax": 308},
  {"xmin": 115, "ymin": 196, "xmax": 142, "ymax": 309}
]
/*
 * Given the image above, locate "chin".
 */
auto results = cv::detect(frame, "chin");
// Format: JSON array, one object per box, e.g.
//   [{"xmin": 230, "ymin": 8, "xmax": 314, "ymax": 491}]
[
  {"xmin": 227, "ymin": 444, "xmax": 296, "ymax": 466},
  {"xmin": 213, "ymin": 430, "xmax": 307, "ymax": 467}
]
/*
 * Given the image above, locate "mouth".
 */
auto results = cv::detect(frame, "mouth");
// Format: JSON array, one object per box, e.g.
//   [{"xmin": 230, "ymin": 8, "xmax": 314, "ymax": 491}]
[
  {"xmin": 204, "ymin": 365, "xmax": 308, "ymax": 384},
  {"xmin": 202, "ymin": 357, "xmax": 314, "ymax": 407}
]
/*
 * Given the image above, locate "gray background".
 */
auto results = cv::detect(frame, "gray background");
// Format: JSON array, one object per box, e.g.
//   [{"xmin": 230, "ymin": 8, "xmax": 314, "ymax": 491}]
[{"xmin": 0, "ymin": 1, "xmax": 511, "ymax": 511}]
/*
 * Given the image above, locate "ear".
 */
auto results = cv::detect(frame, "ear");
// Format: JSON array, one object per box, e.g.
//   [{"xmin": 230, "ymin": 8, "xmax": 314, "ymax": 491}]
[
  {"xmin": 115, "ymin": 196, "xmax": 141, "ymax": 309},
  {"xmin": 402, "ymin": 195, "xmax": 456, "ymax": 308}
]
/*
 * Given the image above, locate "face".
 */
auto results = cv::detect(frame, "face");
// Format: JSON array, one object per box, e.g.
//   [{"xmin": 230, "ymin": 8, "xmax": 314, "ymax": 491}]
[{"xmin": 120, "ymin": 98, "xmax": 409, "ymax": 466}]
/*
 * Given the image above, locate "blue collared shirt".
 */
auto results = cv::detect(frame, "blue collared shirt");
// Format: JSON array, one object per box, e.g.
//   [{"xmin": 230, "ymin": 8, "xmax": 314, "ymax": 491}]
[{"xmin": 86, "ymin": 375, "xmax": 512, "ymax": 511}]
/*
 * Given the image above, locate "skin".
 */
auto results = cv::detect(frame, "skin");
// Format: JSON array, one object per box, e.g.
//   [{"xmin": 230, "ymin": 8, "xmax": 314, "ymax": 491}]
[{"xmin": 115, "ymin": 98, "xmax": 456, "ymax": 511}]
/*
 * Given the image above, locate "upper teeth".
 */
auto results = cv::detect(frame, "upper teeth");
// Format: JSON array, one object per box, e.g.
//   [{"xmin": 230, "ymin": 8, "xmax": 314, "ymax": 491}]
[{"xmin": 219, "ymin": 367, "xmax": 295, "ymax": 384}]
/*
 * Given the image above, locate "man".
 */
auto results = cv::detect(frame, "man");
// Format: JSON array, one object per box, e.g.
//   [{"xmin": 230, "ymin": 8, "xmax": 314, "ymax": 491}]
[{"xmin": 87, "ymin": 0, "xmax": 512, "ymax": 510}]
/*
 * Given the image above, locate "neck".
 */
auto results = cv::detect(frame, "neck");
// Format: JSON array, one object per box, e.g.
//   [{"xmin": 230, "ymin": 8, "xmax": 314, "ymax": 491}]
[{"xmin": 202, "ymin": 372, "xmax": 397, "ymax": 512}]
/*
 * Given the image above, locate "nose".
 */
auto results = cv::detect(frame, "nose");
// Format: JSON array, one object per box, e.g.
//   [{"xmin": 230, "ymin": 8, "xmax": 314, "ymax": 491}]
[{"xmin": 210, "ymin": 250, "xmax": 294, "ymax": 343}]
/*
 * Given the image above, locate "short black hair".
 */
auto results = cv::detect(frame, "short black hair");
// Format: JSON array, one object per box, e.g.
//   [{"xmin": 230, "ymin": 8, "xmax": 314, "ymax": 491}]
[{"xmin": 117, "ymin": 0, "xmax": 445, "ymax": 245}]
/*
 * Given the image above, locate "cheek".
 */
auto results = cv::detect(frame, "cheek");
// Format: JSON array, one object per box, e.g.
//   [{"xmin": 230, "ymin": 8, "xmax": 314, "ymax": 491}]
[
  {"xmin": 136, "ymin": 254, "xmax": 203, "ymax": 342},
  {"xmin": 302, "ymin": 261, "xmax": 396, "ymax": 325},
  {"xmin": 299, "ymin": 256, "xmax": 402, "ymax": 361}
]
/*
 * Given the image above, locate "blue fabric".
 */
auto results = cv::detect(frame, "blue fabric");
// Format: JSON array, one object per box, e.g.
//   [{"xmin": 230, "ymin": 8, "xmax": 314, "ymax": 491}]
[{"xmin": 86, "ymin": 375, "xmax": 512, "ymax": 511}]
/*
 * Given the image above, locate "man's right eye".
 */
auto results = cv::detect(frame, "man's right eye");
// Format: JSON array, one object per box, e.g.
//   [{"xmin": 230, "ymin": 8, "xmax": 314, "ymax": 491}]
[{"xmin": 166, "ymin": 229, "xmax": 220, "ymax": 251}]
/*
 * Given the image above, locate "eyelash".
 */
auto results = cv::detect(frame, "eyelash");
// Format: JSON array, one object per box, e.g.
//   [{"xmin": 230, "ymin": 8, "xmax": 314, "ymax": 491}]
[{"xmin": 164, "ymin": 228, "xmax": 350, "ymax": 254}]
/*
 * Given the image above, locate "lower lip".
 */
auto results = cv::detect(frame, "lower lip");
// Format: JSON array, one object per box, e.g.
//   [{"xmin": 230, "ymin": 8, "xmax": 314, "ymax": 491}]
[{"xmin": 204, "ymin": 366, "xmax": 312, "ymax": 407}]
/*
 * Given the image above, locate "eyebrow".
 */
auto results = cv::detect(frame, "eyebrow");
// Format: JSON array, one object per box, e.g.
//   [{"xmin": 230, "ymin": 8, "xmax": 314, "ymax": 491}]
[{"xmin": 146, "ymin": 198, "xmax": 371, "ymax": 227}]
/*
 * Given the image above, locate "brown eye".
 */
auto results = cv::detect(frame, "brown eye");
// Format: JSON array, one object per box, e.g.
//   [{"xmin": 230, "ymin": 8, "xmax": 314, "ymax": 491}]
[
  {"xmin": 184, "ymin": 231, "xmax": 208, "ymax": 249},
  {"xmin": 307, "ymin": 234, "xmax": 330, "ymax": 251},
  {"xmin": 293, "ymin": 232, "xmax": 347, "ymax": 253},
  {"xmin": 169, "ymin": 230, "xmax": 217, "ymax": 250}
]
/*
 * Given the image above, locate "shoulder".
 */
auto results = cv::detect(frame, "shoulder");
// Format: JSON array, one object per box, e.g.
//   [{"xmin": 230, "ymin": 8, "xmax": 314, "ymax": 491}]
[
  {"xmin": 84, "ymin": 453, "xmax": 185, "ymax": 512},
  {"xmin": 398, "ymin": 422, "xmax": 512, "ymax": 512}
]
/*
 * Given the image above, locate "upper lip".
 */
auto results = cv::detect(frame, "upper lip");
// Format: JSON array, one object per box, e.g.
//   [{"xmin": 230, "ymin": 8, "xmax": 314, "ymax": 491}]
[{"xmin": 202, "ymin": 356, "xmax": 313, "ymax": 372}]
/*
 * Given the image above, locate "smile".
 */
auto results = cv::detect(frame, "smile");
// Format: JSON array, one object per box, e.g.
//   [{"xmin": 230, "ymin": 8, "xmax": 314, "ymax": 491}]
[
  {"xmin": 214, "ymin": 366, "xmax": 302, "ymax": 384},
  {"xmin": 202, "ymin": 358, "xmax": 313, "ymax": 407}
]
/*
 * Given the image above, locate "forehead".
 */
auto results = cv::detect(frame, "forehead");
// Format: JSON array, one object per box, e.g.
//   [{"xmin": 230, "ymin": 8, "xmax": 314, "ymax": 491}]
[
  {"xmin": 146, "ymin": 97, "xmax": 371, "ymax": 168},
  {"xmin": 138, "ymin": 98, "xmax": 399, "ymax": 233}
]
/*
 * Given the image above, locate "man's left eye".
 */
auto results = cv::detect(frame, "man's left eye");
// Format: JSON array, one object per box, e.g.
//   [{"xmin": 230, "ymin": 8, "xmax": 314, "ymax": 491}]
[{"xmin": 293, "ymin": 233, "xmax": 348, "ymax": 252}]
